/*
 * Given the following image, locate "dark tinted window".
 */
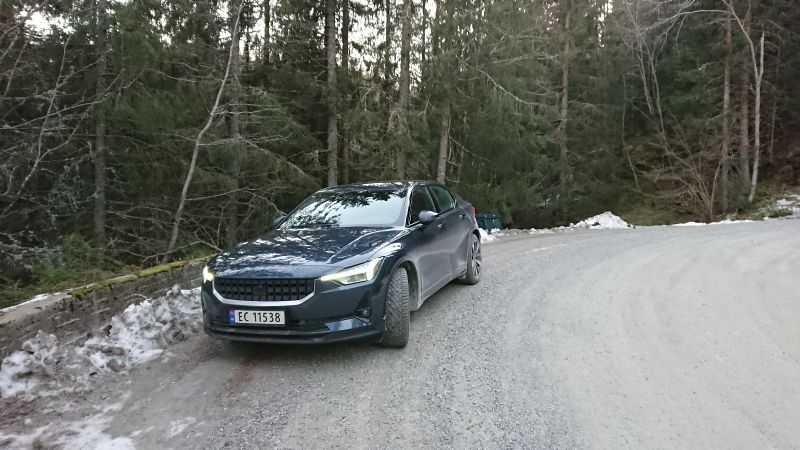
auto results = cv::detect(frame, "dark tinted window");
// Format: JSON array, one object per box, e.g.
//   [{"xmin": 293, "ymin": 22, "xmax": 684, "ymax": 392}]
[
  {"xmin": 282, "ymin": 189, "xmax": 407, "ymax": 228},
  {"xmin": 428, "ymin": 186, "xmax": 455, "ymax": 213},
  {"xmin": 408, "ymin": 187, "xmax": 436, "ymax": 224}
]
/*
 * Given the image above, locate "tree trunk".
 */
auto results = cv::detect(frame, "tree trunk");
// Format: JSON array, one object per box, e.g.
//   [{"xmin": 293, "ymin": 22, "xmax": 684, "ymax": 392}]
[
  {"xmin": 341, "ymin": 0, "xmax": 350, "ymax": 184},
  {"xmin": 558, "ymin": 7, "xmax": 571, "ymax": 204},
  {"xmin": 739, "ymin": 74, "xmax": 750, "ymax": 187},
  {"xmin": 263, "ymin": 0, "xmax": 270, "ymax": 64},
  {"xmin": 432, "ymin": 0, "xmax": 442, "ymax": 56},
  {"xmin": 738, "ymin": 0, "xmax": 752, "ymax": 191},
  {"xmin": 225, "ymin": 0, "xmax": 243, "ymax": 247},
  {"xmin": 436, "ymin": 105, "xmax": 450, "ymax": 183},
  {"xmin": 163, "ymin": 0, "xmax": 245, "ymax": 263},
  {"xmin": 421, "ymin": 0, "xmax": 428, "ymax": 63},
  {"xmin": 767, "ymin": 44, "xmax": 780, "ymax": 164},
  {"xmin": 384, "ymin": 0, "xmax": 392, "ymax": 89},
  {"xmin": 342, "ymin": 0, "xmax": 350, "ymax": 71},
  {"xmin": 396, "ymin": 0, "xmax": 412, "ymax": 178},
  {"xmin": 720, "ymin": 18, "xmax": 731, "ymax": 213},
  {"xmin": 326, "ymin": 0, "xmax": 338, "ymax": 187},
  {"xmin": 93, "ymin": 0, "xmax": 107, "ymax": 247},
  {"xmin": 767, "ymin": 89, "xmax": 777, "ymax": 164},
  {"xmin": 747, "ymin": 33, "xmax": 765, "ymax": 204},
  {"xmin": 244, "ymin": 29, "xmax": 251, "ymax": 71}
]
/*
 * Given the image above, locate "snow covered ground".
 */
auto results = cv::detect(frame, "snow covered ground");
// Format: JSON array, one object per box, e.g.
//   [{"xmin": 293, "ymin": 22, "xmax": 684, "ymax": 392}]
[
  {"xmin": 0, "ymin": 287, "xmax": 201, "ymax": 448},
  {"xmin": 0, "ymin": 286, "xmax": 201, "ymax": 399},
  {"xmin": 480, "ymin": 211, "xmax": 631, "ymax": 242},
  {"xmin": 672, "ymin": 219, "xmax": 756, "ymax": 227}
]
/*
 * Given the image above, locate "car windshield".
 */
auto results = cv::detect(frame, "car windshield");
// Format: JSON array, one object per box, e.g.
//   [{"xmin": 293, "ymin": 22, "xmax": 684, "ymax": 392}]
[{"xmin": 281, "ymin": 188, "xmax": 407, "ymax": 228}]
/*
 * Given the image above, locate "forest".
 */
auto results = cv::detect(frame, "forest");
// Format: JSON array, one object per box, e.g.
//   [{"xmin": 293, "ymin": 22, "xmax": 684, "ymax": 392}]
[{"xmin": 1, "ymin": 0, "xmax": 799, "ymax": 303}]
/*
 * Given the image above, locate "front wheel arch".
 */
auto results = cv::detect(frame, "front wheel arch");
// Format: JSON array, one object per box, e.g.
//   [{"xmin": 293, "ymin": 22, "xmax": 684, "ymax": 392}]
[
  {"xmin": 457, "ymin": 233, "xmax": 482, "ymax": 285},
  {"xmin": 393, "ymin": 259, "xmax": 420, "ymax": 311}
]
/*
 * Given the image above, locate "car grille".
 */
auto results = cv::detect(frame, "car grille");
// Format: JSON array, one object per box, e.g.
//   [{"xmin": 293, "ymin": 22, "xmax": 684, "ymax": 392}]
[{"xmin": 215, "ymin": 278, "xmax": 315, "ymax": 302}]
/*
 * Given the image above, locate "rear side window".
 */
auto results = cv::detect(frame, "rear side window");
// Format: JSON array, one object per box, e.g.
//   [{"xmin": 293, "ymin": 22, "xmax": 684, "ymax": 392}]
[
  {"xmin": 428, "ymin": 185, "xmax": 455, "ymax": 213},
  {"xmin": 408, "ymin": 187, "xmax": 436, "ymax": 224}
]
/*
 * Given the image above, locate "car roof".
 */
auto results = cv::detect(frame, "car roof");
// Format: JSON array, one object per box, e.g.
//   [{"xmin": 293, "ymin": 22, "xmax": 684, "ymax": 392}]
[{"xmin": 319, "ymin": 181, "xmax": 442, "ymax": 193}]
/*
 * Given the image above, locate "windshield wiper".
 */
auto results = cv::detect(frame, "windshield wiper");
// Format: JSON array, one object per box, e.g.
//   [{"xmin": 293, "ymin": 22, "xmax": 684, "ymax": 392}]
[{"xmin": 289, "ymin": 222, "xmax": 335, "ymax": 228}]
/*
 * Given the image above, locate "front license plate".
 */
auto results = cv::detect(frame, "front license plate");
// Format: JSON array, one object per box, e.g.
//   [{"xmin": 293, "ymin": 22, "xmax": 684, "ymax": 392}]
[{"xmin": 229, "ymin": 309, "xmax": 285, "ymax": 326}]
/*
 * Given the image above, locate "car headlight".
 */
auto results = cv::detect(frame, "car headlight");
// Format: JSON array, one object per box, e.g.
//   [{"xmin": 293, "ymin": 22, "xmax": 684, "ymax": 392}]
[
  {"xmin": 203, "ymin": 266, "xmax": 215, "ymax": 283},
  {"xmin": 320, "ymin": 258, "xmax": 383, "ymax": 285}
]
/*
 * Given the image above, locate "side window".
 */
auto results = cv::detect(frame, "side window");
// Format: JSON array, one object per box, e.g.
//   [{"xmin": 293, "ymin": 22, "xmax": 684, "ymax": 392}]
[
  {"xmin": 428, "ymin": 186, "xmax": 455, "ymax": 213},
  {"xmin": 408, "ymin": 187, "xmax": 436, "ymax": 225}
]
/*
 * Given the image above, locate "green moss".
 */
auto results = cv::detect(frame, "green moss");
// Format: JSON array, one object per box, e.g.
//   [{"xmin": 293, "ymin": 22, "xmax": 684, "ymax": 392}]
[
  {"xmin": 69, "ymin": 284, "xmax": 99, "ymax": 298},
  {"xmin": 135, "ymin": 260, "xmax": 189, "ymax": 278},
  {"xmin": 67, "ymin": 260, "xmax": 194, "ymax": 299},
  {"xmin": 106, "ymin": 274, "xmax": 140, "ymax": 285}
]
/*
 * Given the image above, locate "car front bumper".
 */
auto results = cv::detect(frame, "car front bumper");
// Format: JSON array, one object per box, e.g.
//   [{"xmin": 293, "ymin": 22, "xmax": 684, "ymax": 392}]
[{"xmin": 200, "ymin": 276, "xmax": 389, "ymax": 344}]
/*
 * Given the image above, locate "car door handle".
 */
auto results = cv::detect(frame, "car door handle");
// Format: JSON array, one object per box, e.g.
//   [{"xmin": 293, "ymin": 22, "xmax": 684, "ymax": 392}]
[
  {"xmin": 437, "ymin": 223, "xmax": 447, "ymax": 230},
  {"xmin": 459, "ymin": 213, "xmax": 466, "ymax": 219}
]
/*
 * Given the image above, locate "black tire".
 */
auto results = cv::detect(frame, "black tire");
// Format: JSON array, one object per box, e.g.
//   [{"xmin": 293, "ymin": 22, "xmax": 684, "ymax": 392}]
[
  {"xmin": 380, "ymin": 268, "xmax": 410, "ymax": 348},
  {"xmin": 458, "ymin": 234, "xmax": 482, "ymax": 285}
]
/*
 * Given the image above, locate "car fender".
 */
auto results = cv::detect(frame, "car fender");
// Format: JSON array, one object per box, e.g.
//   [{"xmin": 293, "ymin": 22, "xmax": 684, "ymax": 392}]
[{"xmin": 372, "ymin": 240, "xmax": 424, "ymax": 312}]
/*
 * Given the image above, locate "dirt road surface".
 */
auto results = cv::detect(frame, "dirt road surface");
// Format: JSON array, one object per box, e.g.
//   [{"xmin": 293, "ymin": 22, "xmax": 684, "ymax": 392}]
[{"xmin": 3, "ymin": 220, "xmax": 799, "ymax": 449}]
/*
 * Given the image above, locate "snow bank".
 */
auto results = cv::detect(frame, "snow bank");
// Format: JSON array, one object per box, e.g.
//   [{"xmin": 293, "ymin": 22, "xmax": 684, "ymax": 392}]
[
  {"xmin": 673, "ymin": 219, "xmax": 755, "ymax": 227},
  {"xmin": 0, "ymin": 292, "xmax": 69, "ymax": 314},
  {"xmin": 0, "ymin": 331, "xmax": 58, "ymax": 397},
  {"xmin": 0, "ymin": 286, "xmax": 201, "ymax": 399},
  {"xmin": 480, "ymin": 212, "xmax": 631, "ymax": 242},
  {"xmin": 571, "ymin": 212, "xmax": 631, "ymax": 230},
  {"xmin": 82, "ymin": 286, "xmax": 201, "ymax": 371}
]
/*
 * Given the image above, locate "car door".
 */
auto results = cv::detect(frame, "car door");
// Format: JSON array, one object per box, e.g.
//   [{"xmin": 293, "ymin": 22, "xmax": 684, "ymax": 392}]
[
  {"xmin": 408, "ymin": 186, "xmax": 452, "ymax": 296},
  {"xmin": 427, "ymin": 185, "xmax": 471, "ymax": 278}
]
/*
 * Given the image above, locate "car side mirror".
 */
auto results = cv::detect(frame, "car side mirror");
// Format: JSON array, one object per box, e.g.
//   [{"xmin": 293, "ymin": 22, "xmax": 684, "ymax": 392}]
[
  {"xmin": 273, "ymin": 215, "xmax": 286, "ymax": 228},
  {"xmin": 418, "ymin": 210, "xmax": 438, "ymax": 225}
]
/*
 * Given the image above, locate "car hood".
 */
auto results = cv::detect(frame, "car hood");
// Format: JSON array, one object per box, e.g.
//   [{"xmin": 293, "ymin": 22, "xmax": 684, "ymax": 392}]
[{"xmin": 210, "ymin": 227, "xmax": 405, "ymax": 278}]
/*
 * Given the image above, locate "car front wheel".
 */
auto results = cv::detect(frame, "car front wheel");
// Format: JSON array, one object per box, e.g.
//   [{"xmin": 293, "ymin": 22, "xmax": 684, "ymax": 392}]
[{"xmin": 380, "ymin": 267, "xmax": 410, "ymax": 347}]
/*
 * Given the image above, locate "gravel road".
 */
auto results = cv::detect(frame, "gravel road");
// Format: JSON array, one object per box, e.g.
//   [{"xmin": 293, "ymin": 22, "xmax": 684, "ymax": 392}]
[{"xmin": 5, "ymin": 220, "xmax": 800, "ymax": 449}]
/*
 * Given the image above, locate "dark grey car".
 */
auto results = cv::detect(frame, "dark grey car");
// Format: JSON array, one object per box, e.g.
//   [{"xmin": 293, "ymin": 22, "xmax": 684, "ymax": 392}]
[{"xmin": 201, "ymin": 181, "xmax": 482, "ymax": 347}]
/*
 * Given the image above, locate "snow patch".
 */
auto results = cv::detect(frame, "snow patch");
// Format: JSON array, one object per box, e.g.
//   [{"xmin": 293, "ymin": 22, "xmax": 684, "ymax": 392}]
[
  {"xmin": 571, "ymin": 212, "xmax": 631, "ymax": 230},
  {"xmin": 0, "ymin": 286, "xmax": 201, "ymax": 399},
  {"xmin": 167, "ymin": 416, "xmax": 197, "ymax": 438},
  {"xmin": 479, "ymin": 211, "xmax": 631, "ymax": 242},
  {"xmin": 0, "ymin": 291, "xmax": 69, "ymax": 314},
  {"xmin": 770, "ymin": 194, "xmax": 800, "ymax": 218},
  {"xmin": 0, "ymin": 331, "xmax": 58, "ymax": 398},
  {"xmin": 51, "ymin": 412, "xmax": 135, "ymax": 450},
  {"xmin": 673, "ymin": 219, "xmax": 755, "ymax": 227},
  {"xmin": 479, "ymin": 228, "xmax": 496, "ymax": 243},
  {"xmin": 0, "ymin": 395, "xmax": 136, "ymax": 449},
  {"xmin": 82, "ymin": 287, "xmax": 201, "ymax": 371}
]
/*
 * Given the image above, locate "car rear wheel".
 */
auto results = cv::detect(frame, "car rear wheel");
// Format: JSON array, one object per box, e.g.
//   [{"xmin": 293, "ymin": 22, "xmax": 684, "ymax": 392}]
[
  {"xmin": 458, "ymin": 234, "xmax": 482, "ymax": 285},
  {"xmin": 380, "ymin": 268, "xmax": 410, "ymax": 348}
]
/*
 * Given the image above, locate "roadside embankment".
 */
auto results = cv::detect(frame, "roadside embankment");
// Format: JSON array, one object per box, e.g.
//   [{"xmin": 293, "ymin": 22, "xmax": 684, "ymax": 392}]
[{"xmin": 0, "ymin": 260, "xmax": 204, "ymax": 361}]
